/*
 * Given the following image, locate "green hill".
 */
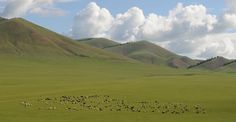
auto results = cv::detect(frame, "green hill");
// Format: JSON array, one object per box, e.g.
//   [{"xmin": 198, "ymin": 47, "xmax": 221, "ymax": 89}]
[
  {"xmin": 78, "ymin": 38, "xmax": 119, "ymax": 49},
  {"xmin": 168, "ymin": 56, "xmax": 199, "ymax": 68},
  {"xmin": 0, "ymin": 18, "xmax": 129, "ymax": 60},
  {"xmin": 80, "ymin": 39, "xmax": 198, "ymax": 68},
  {"xmin": 105, "ymin": 41, "xmax": 177, "ymax": 65},
  {"xmin": 220, "ymin": 60, "xmax": 236, "ymax": 71},
  {"xmin": 0, "ymin": 17, "xmax": 7, "ymax": 24},
  {"xmin": 225, "ymin": 62, "xmax": 236, "ymax": 69},
  {"xmin": 0, "ymin": 17, "xmax": 6, "ymax": 21},
  {"xmin": 188, "ymin": 56, "xmax": 231, "ymax": 70}
]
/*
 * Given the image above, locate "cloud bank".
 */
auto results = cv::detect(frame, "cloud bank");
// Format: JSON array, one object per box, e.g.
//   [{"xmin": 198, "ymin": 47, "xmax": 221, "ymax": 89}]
[
  {"xmin": 0, "ymin": 0, "xmax": 74, "ymax": 18},
  {"xmin": 71, "ymin": 2, "xmax": 236, "ymax": 59}
]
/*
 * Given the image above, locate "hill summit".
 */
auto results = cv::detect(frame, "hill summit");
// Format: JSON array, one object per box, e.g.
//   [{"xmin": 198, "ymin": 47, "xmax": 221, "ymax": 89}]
[
  {"xmin": 0, "ymin": 18, "xmax": 128, "ymax": 60},
  {"xmin": 188, "ymin": 56, "xmax": 231, "ymax": 70}
]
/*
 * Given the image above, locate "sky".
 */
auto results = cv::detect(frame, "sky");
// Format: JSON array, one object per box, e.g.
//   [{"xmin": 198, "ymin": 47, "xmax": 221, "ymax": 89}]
[{"xmin": 0, "ymin": 0, "xmax": 236, "ymax": 59}]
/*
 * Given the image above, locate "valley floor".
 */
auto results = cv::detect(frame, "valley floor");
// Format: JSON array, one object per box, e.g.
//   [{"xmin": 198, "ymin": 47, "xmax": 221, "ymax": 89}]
[{"xmin": 0, "ymin": 56, "xmax": 235, "ymax": 122}]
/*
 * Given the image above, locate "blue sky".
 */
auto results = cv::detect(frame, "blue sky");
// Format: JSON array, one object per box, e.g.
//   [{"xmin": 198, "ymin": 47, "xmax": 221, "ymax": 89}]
[
  {"xmin": 23, "ymin": 0, "xmax": 226, "ymax": 34},
  {"xmin": 1, "ymin": 0, "xmax": 236, "ymax": 59}
]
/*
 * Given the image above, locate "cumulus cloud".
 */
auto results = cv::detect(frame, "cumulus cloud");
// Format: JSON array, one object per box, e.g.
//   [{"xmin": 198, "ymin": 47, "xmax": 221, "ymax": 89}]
[
  {"xmin": 223, "ymin": 14, "xmax": 236, "ymax": 27},
  {"xmin": 217, "ymin": 0, "xmax": 236, "ymax": 31},
  {"xmin": 166, "ymin": 33, "xmax": 236, "ymax": 59},
  {"xmin": 138, "ymin": 3, "xmax": 217, "ymax": 42},
  {"xmin": 71, "ymin": 2, "xmax": 236, "ymax": 59},
  {"xmin": 71, "ymin": 2, "xmax": 219, "ymax": 40},
  {"xmin": 0, "ymin": 0, "xmax": 73, "ymax": 18},
  {"xmin": 108, "ymin": 7, "xmax": 145, "ymax": 42},
  {"xmin": 72, "ymin": 2, "xmax": 113, "ymax": 39}
]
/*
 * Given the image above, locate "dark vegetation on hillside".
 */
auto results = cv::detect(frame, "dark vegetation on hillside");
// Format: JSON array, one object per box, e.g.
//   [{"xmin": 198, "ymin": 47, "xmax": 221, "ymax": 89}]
[
  {"xmin": 188, "ymin": 56, "xmax": 231, "ymax": 70},
  {"xmin": 0, "ymin": 17, "xmax": 6, "ymax": 21},
  {"xmin": 188, "ymin": 57, "xmax": 220, "ymax": 69},
  {"xmin": 223, "ymin": 60, "xmax": 236, "ymax": 66}
]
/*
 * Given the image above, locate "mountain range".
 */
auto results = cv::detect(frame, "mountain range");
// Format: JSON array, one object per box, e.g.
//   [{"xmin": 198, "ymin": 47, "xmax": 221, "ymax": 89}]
[
  {"xmin": 0, "ymin": 17, "xmax": 128, "ymax": 60},
  {"xmin": 0, "ymin": 17, "xmax": 235, "ymax": 71},
  {"xmin": 78, "ymin": 38, "xmax": 199, "ymax": 68}
]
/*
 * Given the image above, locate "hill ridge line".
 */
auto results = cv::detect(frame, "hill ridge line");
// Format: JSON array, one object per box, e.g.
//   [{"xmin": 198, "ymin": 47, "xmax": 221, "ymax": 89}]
[
  {"xmin": 223, "ymin": 60, "xmax": 236, "ymax": 66},
  {"xmin": 188, "ymin": 56, "xmax": 225, "ymax": 69},
  {"xmin": 102, "ymin": 41, "xmax": 154, "ymax": 49}
]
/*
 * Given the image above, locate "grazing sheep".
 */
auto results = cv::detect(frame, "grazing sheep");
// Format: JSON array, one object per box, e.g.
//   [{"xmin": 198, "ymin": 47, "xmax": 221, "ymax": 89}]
[
  {"xmin": 48, "ymin": 106, "xmax": 56, "ymax": 110},
  {"xmin": 22, "ymin": 95, "xmax": 207, "ymax": 115},
  {"xmin": 21, "ymin": 101, "xmax": 32, "ymax": 107}
]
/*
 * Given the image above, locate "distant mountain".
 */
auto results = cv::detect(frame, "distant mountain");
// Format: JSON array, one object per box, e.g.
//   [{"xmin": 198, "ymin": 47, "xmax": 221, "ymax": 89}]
[
  {"xmin": 188, "ymin": 56, "xmax": 232, "ymax": 70},
  {"xmin": 0, "ymin": 18, "xmax": 129, "ymax": 60},
  {"xmin": 80, "ymin": 38, "xmax": 198, "ymax": 68}
]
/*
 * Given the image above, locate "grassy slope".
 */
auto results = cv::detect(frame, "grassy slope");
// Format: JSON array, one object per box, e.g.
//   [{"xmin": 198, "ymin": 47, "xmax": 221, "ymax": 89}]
[
  {"xmin": 220, "ymin": 61, "xmax": 236, "ymax": 72},
  {"xmin": 78, "ymin": 38, "xmax": 119, "ymax": 49},
  {"xmin": 79, "ymin": 39, "xmax": 199, "ymax": 68},
  {"xmin": 0, "ymin": 56, "xmax": 235, "ymax": 122},
  {"xmin": 104, "ymin": 41, "xmax": 198, "ymax": 67},
  {"xmin": 0, "ymin": 18, "xmax": 129, "ymax": 60},
  {"xmin": 0, "ymin": 17, "xmax": 6, "ymax": 22},
  {"xmin": 189, "ymin": 57, "xmax": 231, "ymax": 70}
]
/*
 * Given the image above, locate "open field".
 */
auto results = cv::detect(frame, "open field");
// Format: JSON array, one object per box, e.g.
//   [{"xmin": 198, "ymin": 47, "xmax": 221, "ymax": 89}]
[{"xmin": 0, "ymin": 56, "xmax": 236, "ymax": 122}]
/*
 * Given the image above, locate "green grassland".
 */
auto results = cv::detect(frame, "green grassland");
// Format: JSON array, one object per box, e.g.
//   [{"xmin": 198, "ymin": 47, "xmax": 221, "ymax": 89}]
[
  {"xmin": 0, "ymin": 17, "xmax": 235, "ymax": 122},
  {"xmin": 0, "ymin": 56, "xmax": 235, "ymax": 122}
]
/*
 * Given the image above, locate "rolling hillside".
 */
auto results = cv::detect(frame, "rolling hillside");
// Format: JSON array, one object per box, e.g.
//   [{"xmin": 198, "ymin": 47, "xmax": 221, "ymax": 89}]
[
  {"xmin": 0, "ymin": 18, "xmax": 129, "ymax": 60},
  {"xmin": 168, "ymin": 56, "xmax": 199, "ymax": 68},
  {"xmin": 188, "ymin": 56, "xmax": 232, "ymax": 70},
  {"xmin": 1, "ymin": 17, "xmax": 235, "ymax": 70},
  {"xmin": 80, "ymin": 39, "xmax": 199, "ymax": 68},
  {"xmin": 78, "ymin": 38, "xmax": 119, "ymax": 49},
  {"xmin": 0, "ymin": 17, "xmax": 6, "ymax": 21},
  {"xmin": 221, "ymin": 60, "xmax": 236, "ymax": 71}
]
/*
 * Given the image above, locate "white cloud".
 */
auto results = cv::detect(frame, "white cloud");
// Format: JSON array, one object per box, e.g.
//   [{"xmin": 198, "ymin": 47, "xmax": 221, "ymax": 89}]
[
  {"xmin": 108, "ymin": 7, "xmax": 145, "ymax": 42},
  {"xmin": 71, "ymin": 2, "xmax": 113, "ymax": 39},
  {"xmin": 225, "ymin": 0, "xmax": 236, "ymax": 13},
  {"xmin": 0, "ymin": 0, "xmax": 73, "ymax": 18},
  {"xmin": 71, "ymin": 2, "xmax": 236, "ymax": 59},
  {"xmin": 1, "ymin": 0, "xmax": 33, "ymax": 18},
  {"xmin": 210, "ymin": 0, "xmax": 236, "ymax": 33},
  {"xmin": 217, "ymin": 0, "xmax": 236, "ymax": 32},
  {"xmin": 166, "ymin": 33, "xmax": 236, "ymax": 59},
  {"xmin": 30, "ymin": 7, "xmax": 66, "ymax": 16},
  {"xmin": 71, "ymin": 3, "xmax": 218, "ymax": 42},
  {"xmin": 223, "ymin": 14, "xmax": 236, "ymax": 27},
  {"xmin": 138, "ymin": 3, "xmax": 217, "ymax": 42}
]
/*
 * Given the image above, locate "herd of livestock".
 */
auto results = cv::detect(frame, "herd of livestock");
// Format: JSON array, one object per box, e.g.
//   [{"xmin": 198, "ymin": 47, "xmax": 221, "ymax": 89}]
[{"xmin": 21, "ymin": 95, "xmax": 206, "ymax": 114}]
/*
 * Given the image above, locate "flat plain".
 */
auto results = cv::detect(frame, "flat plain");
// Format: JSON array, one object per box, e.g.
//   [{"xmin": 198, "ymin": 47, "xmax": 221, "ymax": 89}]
[{"xmin": 0, "ymin": 56, "xmax": 235, "ymax": 122}]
